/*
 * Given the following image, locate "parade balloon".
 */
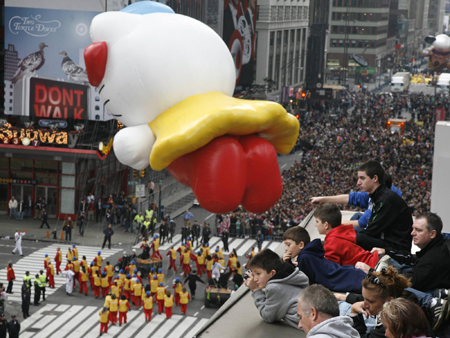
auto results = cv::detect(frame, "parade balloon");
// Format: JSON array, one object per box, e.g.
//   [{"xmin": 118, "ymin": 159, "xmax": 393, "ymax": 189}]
[
  {"xmin": 84, "ymin": 1, "xmax": 299, "ymax": 214},
  {"xmin": 423, "ymin": 34, "xmax": 450, "ymax": 71}
]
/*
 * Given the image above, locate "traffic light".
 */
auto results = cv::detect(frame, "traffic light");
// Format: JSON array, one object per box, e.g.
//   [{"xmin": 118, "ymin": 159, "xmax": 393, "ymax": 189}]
[
  {"xmin": 295, "ymin": 114, "xmax": 300, "ymax": 119},
  {"xmin": 300, "ymin": 92, "xmax": 306, "ymax": 100},
  {"xmin": 133, "ymin": 169, "xmax": 138, "ymax": 178},
  {"xmin": 412, "ymin": 58, "xmax": 415, "ymax": 62},
  {"xmin": 140, "ymin": 169, "xmax": 145, "ymax": 178}
]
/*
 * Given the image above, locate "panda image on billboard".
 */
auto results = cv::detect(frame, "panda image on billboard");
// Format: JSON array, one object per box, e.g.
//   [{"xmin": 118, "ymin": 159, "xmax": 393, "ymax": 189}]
[{"xmin": 84, "ymin": 1, "xmax": 299, "ymax": 214}]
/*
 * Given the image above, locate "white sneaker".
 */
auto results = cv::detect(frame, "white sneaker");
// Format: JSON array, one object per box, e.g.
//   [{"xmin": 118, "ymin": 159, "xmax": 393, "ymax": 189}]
[{"xmin": 375, "ymin": 255, "xmax": 391, "ymax": 272}]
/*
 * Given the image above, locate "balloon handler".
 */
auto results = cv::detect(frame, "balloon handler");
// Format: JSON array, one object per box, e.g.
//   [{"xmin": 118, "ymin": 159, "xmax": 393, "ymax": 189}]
[{"xmin": 84, "ymin": 1, "xmax": 299, "ymax": 214}]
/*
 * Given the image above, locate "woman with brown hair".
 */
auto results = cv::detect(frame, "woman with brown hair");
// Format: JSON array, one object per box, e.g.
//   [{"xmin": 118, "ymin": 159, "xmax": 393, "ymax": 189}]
[
  {"xmin": 349, "ymin": 266, "xmax": 413, "ymax": 337},
  {"xmin": 380, "ymin": 298, "xmax": 430, "ymax": 338}
]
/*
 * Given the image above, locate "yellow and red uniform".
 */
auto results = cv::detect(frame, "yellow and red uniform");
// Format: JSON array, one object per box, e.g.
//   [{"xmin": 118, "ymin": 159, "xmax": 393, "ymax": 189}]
[
  {"xmin": 177, "ymin": 244, "xmax": 186, "ymax": 265},
  {"xmin": 206, "ymin": 257, "xmax": 214, "ymax": 279},
  {"xmin": 143, "ymin": 294, "xmax": 153, "ymax": 322},
  {"xmin": 101, "ymin": 275, "xmax": 109, "ymax": 298},
  {"xmin": 118, "ymin": 299, "xmax": 131, "ymax": 325},
  {"xmin": 173, "ymin": 282, "xmax": 182, "ymax": 306},
  {"xmin": 227, "ymin": 255, "xmax": 237, "ymax": 271},
  {"xmin": 44, "ymin": 256, "xmax": 51, "ymax": 269},
  {"xmin": 128, "ymin": 263, "xmax": 137, "ymax": 275},
  {"xmin": 156, "ymin": 285, "xmax": 166, "ymax": 314},
  {"xmin": 180, "ymin": 290, "xmax": 191, "ymax": 315},
  {"xmin": 150, "ymin": 278, "xmax": 158, "ymax": 297},
  {"xmin": 151, "ymin": 237, "xmax": 162, "ymax": 260},
  {"xmin": 93, "ymin": 273, "xmax": 101, "ymax": 298},
  {"xmin": 81, "ymin": 258, "xmax": 88, "ymax": 270},
  {"xmin": 157, "ymin": 272, "xmax": 165, "ymax": 285},
  {"xmin": 55, "ymin": 250, "xmax": 62, "ymax": 275},
  {"xmin": 182, "ymin": 251, "xmax": 191, "ymax": 277},
  {"xmin": 65, "ymin": 262, "xmax": 74, "ymax": 271},
  {"xmin": 129, "ymin": 278, "xmax": 137, "ymax": 303},
  {"xmin": 104, "ymin": 264, "xmax": 114, "ymax": 284},
  {"xmin": 133, "ymin": 281, "xmax": 143, "ymax": 307},
  {"xmin": 99, "ymin": 310, "xmax": 109, "ymax": 334},
  {"xmin": 109, "ymin": 298, "xmax": 119, "ymax": 324},
  {"xmin": 73, "ymin": 260, "xmax": 81, "ymax": 286},
  {"xmin": 72, "ymin": 247, "xmax": 79, "ymax": 260},
  {"xmin": 46, "ymin": 263, "xmax": 55, "ymax": 288},
  {"xmin": 167, "ymin": 248, "xmax": 178, "ymax": 271},
  {"xmin": 194, "ymin": 254, "xmax": 206, "ymax": 276},
  {"xmin": 124, "ymin": 278, "xmax": 132, "ymax": 300},
  {"xmin": 94, "ymin": 254, "xmax": 103, "ymax": 268},
  {"xmin": 164, "ymin": 294, "xmax": 174, "ymax": 319},
  {"xmin": 79, "ymin": 270, "xmax": 88, "ymax": 295},
  {"xmin": 218, "ymin": 257, "xmax": 225, "ymax": 268},
  {"xmin": 110, "ymin": 282, "xmax": 120, "ymax": 299}
]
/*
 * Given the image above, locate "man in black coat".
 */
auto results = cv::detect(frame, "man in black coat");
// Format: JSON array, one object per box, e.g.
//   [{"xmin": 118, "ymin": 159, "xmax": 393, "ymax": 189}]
[
  {"xmin": 169, "ymin": 220, "xmax": 176, "ymax": 243},
  {"xmin": 184, "ymin": 271, "xmax": 205, "ymax": 300},
  {"xmin": 39, "ymin": 208, "xmax": 50, "ymax": 229},
  {"xmin": 102, "ymin": 224, "xmax": 114, "ymax": 249},
  {"xmin": 21, "ymin": 279, "xmax": 30, "ymax": 318},
  {"xmin": 181, "ymin": 225, "xmax": 190, "ymax": 243},
  {"xmin": 0, "ymin": 313, "xmax": 7, "ymax": 338},
  {"xmin": 7, "ymin": 315, "xmax": 20, "ymax": 338},
  {"xmin": 202, "ymin": 223, "xmax": 211, "ymax": 245},
  {"xmin": 191, "ymin": 221, "xmax": 201, "ymax": 247}
]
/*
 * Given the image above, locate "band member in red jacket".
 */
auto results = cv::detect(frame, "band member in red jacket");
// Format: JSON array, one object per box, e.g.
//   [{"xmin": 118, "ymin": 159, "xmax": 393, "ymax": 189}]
[
  {"xmin": 55, "ymin": 247, "xmax": 62, "ymax": 275},
  {"xmin": 6, "ymin": 263, "xmax": 15, "ymax": 294}
]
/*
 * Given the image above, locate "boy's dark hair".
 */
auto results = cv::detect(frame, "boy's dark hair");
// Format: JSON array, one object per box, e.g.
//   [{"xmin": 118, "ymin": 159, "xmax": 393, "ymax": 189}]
[
  {"xmin": 358, "ymin": 160, "xmax": 385, "ymax": 184},
  {"xmin": 282, "ymin": 227, "xmax": 311, "ymax": 246},
  {"xmin": 384, "ymin": 172, "xmax": 393, "ymax": 188},
  {"xmin": 314, "ymin": 204, "xmax": 342, "ymax": 228},
  {"xmin": 248, "ymin": 249, "xmax": 283, "ymax": 273}
]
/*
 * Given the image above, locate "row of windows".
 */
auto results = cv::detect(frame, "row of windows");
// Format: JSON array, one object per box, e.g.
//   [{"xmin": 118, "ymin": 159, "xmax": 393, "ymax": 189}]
[
  {"xmin": 331, "ymin": 25, "xmax": 387, "ymax": 35},
  {"xmin": 332, "ymin": 12, "xmax": 389, "ymax": 22},
  {"xmin": 330, "ymin": 39, "xmax": 386, "ymax": 48},
  {"xmin": 270, "ymin": 6, "xmax": 309, "ymax": 21},
  {"xmin": 332, "ymin": 0, "xmax": 389, "ymax": 7}
]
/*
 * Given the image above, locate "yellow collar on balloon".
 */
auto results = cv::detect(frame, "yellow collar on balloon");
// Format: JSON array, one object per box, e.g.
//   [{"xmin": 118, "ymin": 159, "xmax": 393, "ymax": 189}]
[{"xmin": 148, "ymin": 91, "xmax": 300, "ymax": 171}]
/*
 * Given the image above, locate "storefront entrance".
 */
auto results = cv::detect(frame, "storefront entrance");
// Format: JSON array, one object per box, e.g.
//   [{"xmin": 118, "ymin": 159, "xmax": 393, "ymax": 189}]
[
  {"xmin": 36, "ymin": 186, "xmax": 57, "ymax": 218},
  {"xmin": 11, "ymin": 185, "xmax": 33, "ymax": 205},
  {"xmin": 0, "ymin": 184, "xmax": 7, "ymax": 215}
]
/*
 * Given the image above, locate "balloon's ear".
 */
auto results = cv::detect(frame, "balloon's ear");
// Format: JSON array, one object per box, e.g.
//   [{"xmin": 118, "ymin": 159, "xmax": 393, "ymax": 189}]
[{"xmin": 425, "ymin": 35, "xmax": 437, "ymax": 44}]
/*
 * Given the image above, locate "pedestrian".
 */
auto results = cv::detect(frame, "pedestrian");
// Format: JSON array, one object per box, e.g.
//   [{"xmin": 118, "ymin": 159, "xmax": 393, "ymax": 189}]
[
  {"xmin": 0, "ymin": 286, "xmax": 5, "ymax": 316},
  {"xmin": 12, "ymin": 229, "xmax": 26, "ymax": 256},
  {"xmin": 164, "ymin": 290, "xmax": 174, "ymax": 319},
  {"xmin": 34, "ymin": 197, "xmax": 42, "ymax": 220},
  {"xmin": 166, "ymin": 246, "xmax": 178, "ymax": 272},
  {"xmin": 78, "ymin": 212, "xmax": 86, "ymax": 237},
  {"xmin": 191, "ymin": 220, "xmax": 200, "ymax": 247},
  {"xmin": 181, "ymin": 224, "xmax": 189, "ymax": 243},
  {"xmin": 47, "ymin": 262, "xmax": 55, "ymax": 288},
  {"xmin": 88, "ymin": 200, "xmax": 95, "ymax": 222},
  {"xmin": 168, "ymin": 219, "xmax": 176, "ymax": 243},
  {"xmin": 96, "ymin": 199, "xmax": 103, "ymax": 223},
  {"xmin": 118, "ymin": 295, "xmax": 131, "ymax": 326},
  {"xmin": 179, "ymin": 287, "xmax": 191, "ymax": 315},
  {"xmin": 133, "ymin": 212, "xmax": 144, "ymax": 234},
  {"xmin": 159, "ymin": 219, "xmax": 167, "ymax": 245},
  {"xmin": 109, "ymin": 294, "xmax": 119, "ymax": 325},
  {"xmin": 55, "ymin": 247, "xmax": 62, "ymax": 275},
  {"xmin": 8, "ymin": 196, "xmax": 18, "ymax": 220},
  {"xmin": 102, "ymin": 224, "xmax": 114, "ymax": 249},
  {"xmin": 7, "ymin": 315, "xmax": 20, "ymax": 338},
  {"xmin": 24, "ymin": 196, "xmax": 33, "ymax": 219},
  {"xmin": 62, "ymin": 267, "xmax": 75, "ymax": 296},
  {"xmin": 222, "ymin": 227, "xmax": 230, "ymax": 253},
  {"xmin": 101, "ymin": 272, "xmax": 109, "ymax": 298},
  {"xmin": 6, "ymin": 263, "xmax": 15, "ymax": 294},
  {"xmin": 39, "ymin": 208, "xmax": 50, "ymax": 229},
  {"xmin": 256, "ymin": 230, "xmax": 264, "ymax": 251},
  {"xmin": 33, "ymin": 274, "xmax": 41, "ymax": 305},
  {"xmin": 0, "ymin": 313, "xmax": 8, "ymax": 338},
  {"xmin": 63, "ymin": 217, "xmax": 74, "ymax": 241},
  {"xmin": 143, "ymin": 291, "xmax": 153, "ymax": 322},
  {"xmin": 133, "ymin": 278, "xmax": 143, "ymax": 308},
  {"xmin": 93, "ymin": 271, "xmax": 101, "ymax": 298},
  {"xmin": 184, "ymin": 271, "xmax": 205, "ymax": 300},
  {"xmin": 202, "ymin": 222, "xmax": 211, "ymax": 245},
  {"xmin": 99, "ymin": 306, "xmax": 109, "ymax": 336},
  {"xmin": 183, "ymin": 209, "xmax": 194, "ymax": 227},
  {"xmin": 23, "ymin": 271, "xmax": 32, "ymax": 290},
  {"xmin": 78, "ymin": 265, "xmax": 88, "ymax": 296},
  {"xmin": 39, "ymin": 270, "xmax": 48, "ymax": 301},
  {"xmin": 156, "ymin": 282, "xmax": 166, "ymax": 314},
  {"xmin": 17, "ymin": 200, "xmax": 24, "ymax": 221}
]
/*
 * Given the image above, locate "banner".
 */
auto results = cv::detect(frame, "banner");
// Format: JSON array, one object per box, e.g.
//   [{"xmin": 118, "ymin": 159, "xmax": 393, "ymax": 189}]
[
  {"xmin": 223, "ymin": 0, "xmax": 257, "ymax": 87},
  {"xmin": 4, "ymin": 5, "xmax": 112, "ymax": 122}
]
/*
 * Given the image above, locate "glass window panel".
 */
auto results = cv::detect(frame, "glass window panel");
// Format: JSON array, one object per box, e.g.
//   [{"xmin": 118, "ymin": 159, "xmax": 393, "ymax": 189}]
[
  {"xmin": 60, "ymin": 189, "xmax": 75, "ymax": 214},
  {"xmin": 35, "ymin": 160, "xmax": 58, "ymax": 173},
  {"xmin": 0, "ymin": 158, "xmax": 8, "ymax": 170},
  {"xmin": 35, "ymin": 173, "xmax": 57, "ymax": 185},
  {"xmin": 10, "ymin": 159, "xmax": 33, "ymax": 171},
  {"xmin": 11, "ymin": 172, "xmax": 33, "ymax": 180},
  {"xmin": 60, "ymin": 175, "xmax": 75, "ymax": 188},
  {"xmin": 61, "ymin": 162, "xmax": 76, "ymax": 175}
]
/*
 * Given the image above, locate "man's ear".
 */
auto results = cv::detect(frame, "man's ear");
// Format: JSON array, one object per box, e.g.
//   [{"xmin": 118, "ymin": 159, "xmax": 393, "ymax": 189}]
[
  {"xmin": 310, "ymin": 306, "xmax": 319, "ymax": 321},
  {"xmin": 430, "ymin": 229, "xmax": 437, "ymax": 239}
]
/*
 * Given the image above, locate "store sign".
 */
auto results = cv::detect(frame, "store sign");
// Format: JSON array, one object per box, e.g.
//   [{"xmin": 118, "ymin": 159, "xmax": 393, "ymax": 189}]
[
  {"xmin": 0, "ymin": 178, "xmax": 37, "ymax": 184},
  {"xmin": 38, "ymin": 119, "xmax": 68, "ymax": 128},
  {"xmin": 30, "ymin": 78, "xmax": 88, "ymax": 120},
  {"xmin": 0, "ymin": 122, "xmax": 80, "ymax": 147}
]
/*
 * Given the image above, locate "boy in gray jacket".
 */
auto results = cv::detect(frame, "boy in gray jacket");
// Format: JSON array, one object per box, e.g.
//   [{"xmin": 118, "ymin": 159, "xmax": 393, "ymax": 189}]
[{"xmin": 244, "ymin": 248, "xmax": 309, "ymax": 328}]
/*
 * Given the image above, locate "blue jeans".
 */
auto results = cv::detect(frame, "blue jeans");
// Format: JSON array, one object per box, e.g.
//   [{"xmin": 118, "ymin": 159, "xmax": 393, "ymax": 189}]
[
  {"xmin": 406, "ymin": 288, "xmax": 439, "ymax": 309},
  {"xmin": 24, "ymin": 209, "xmax": 31, "ymax": 218},
  {"xmin": 9, "ymin": 208, "xmax": 17, "ymax": 219},
  {"xmin": 387, "ymin": 257, "xmax": 413, "ymax": 276}
]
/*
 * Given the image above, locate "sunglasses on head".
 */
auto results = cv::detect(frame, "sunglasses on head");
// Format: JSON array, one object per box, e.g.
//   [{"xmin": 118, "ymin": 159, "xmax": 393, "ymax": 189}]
[{"xmin": 367, "ymin": 269, "xmax": 387, "ymax": 288}]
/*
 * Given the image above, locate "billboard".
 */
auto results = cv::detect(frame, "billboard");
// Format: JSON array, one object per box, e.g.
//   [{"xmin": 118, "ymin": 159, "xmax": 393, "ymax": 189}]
[
  {"xmin": 223, "ymin": 0, "xmax": 257, "ymax": 87},
  {"xmin": 4, "ymin": 5, "xmax": 112, "ymax": 122}
]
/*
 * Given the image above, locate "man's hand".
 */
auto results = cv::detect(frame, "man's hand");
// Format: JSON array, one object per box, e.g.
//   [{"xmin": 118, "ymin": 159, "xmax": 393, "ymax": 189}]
[
  {"xmin": 355, "ymin": 262, "xmax": 371, "ymax": 274},
  {"xmin": 244, "ymin": 271, "xmax": 259, "ymax": 291},
  {"xmin": 371, "ymin": 247, "xmax": 385, "ymax": 255},
  {"xmin": 351, "ymin": 301, "xmax": 370, "ymax": 318},
  {"xmin": 310, "ymin": 197, "xmax": 325, "ymax": 204}
]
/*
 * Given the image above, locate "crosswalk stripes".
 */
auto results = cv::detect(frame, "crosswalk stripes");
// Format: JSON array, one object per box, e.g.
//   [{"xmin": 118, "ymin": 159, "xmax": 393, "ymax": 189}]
[
  {"xmin": 236, "ymin": 239, "xmax": 256, "ymax": 256},
  {"xmin": 0, "ymin": 244, "xmax": 122, "ymax": 303},
  {"xmin": 19, "ymin": 303, "xmax": 207, "ymax": 338}
]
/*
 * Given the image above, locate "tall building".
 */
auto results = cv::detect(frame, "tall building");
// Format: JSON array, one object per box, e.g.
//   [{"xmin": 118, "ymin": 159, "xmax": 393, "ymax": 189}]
[
  {"xmin": 327, "ymin": 0, "xmax": 390, "ymax": 77},
  {"xmin": 254, "ymin": 0, "xmax": 310, "ymax": 93}
]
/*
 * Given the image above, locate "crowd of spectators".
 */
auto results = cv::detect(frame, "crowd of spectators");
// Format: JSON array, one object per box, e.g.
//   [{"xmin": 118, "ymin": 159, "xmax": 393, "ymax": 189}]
[{"xmin": 225, "ymin": 90, "xmax": 447, "ymax": 239}]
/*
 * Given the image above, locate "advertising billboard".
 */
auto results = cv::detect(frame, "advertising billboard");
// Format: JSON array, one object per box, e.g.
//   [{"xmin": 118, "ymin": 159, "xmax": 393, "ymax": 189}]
[
  {"xmin": 223, "ymin": 0, "xmax": 257, "ymax": 87},
  {"xmin": 4, "ymin": 5, "xmax": 112, "ymax": 122}
]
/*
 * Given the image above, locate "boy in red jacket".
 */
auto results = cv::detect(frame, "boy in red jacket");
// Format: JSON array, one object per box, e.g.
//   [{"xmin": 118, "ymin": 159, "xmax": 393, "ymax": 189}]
[
  {"xmin": 314, "ymin": 203, "xmax": 379, "ymax": 268},
  {"xmin": 6, "ymin": 263, "xmax": 15, "ymax": 294}
]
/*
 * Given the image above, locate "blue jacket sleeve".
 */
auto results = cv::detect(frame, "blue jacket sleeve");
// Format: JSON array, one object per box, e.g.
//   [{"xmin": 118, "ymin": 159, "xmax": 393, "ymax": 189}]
[
  {"xmin": 348, "ymin": 192, "xmax": 370, "ymax": 209},
  {"xmin": 358, "ymin": 209, "xmax": 371, "ymax": 228}
]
